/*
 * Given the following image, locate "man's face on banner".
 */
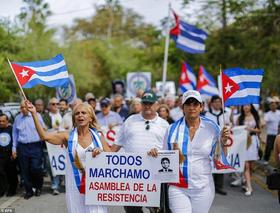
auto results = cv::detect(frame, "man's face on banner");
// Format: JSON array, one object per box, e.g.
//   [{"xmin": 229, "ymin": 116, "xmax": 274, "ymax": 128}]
[{"xmin": 161, "ymin": 159, "xmax": 170, "ymax": 169}]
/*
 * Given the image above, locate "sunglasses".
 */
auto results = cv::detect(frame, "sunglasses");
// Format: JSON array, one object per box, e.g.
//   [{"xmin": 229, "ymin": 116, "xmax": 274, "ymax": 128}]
[
  {"xmin": 145, "ymin": 121, "xmax": 150, "ymax": 130},
  {"xmin": 101, "ymin": 104, "xmax": 109, "ymax": 108},
  {"xmin": 51, "ymin": 103, "xmax": 59, "ymax": 106}
]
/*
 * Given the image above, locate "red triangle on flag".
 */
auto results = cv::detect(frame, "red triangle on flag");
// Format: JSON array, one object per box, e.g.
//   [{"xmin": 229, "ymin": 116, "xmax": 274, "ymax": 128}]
[
  {"xmin": 179, "ymin": 63, "xmax": 190, "ymax": 85},
  {"xmin": 196, "ymin": 65, "xmax": 208, "ymax": 91},
  {"xmin": 170, "ymin": 12, "xmax": 180, "ymax": 36},
  {"xmin": 11, "ymin": 63, "xmax": 35, "ymax": 87},
  {"xmin": 222, "ymin": 72, "xmax": 240, "ymax": 102}
]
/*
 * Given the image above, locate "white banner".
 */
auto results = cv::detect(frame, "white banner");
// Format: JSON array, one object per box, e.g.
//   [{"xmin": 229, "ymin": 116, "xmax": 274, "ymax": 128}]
[
  {"xmin": 56, "ymin": 74, "xmax": 76, "ymax": 104},
  {"xmin": 213, "ymin": 125, "xmax": 247, "ymax": 173},
  {"xmin": 126, "ymin": 72, "xmax": 151, "ymax": 98},
  {"xmin": 100, "ymin": 126, "xmax": 120, "ymax": 147},
  {"xmin": 85, "ymin": 151, "xmax": 179, "ymax": 207},
  {"xmin": 155, "ymin": 81, "xmax": 176, "ymax": 96},
  {"xmin": 46, "ymin": 143, "xmax": 66, "ymax": 176}
]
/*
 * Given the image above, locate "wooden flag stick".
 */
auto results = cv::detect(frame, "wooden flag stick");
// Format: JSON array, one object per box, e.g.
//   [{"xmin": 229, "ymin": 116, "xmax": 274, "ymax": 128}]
[{"xmin": 7, "ymin": 58, "xmax": 27, "ymax": 100}]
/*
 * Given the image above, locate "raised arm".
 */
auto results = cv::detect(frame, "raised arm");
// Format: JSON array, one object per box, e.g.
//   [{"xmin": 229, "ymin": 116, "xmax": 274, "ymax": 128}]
[{"xmin": 25, "ymin": 100, "xmax": 68, "ymax": 146}]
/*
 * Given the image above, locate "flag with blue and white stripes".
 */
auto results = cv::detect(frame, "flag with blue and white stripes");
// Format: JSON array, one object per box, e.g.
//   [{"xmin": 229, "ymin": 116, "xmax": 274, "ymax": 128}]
[
  {"xmin": 11, "ymin": 54, "xmax": 69, "ymax": 88},
  {"xmin": 170, "ymin": 12, "xmax": 208, "ymax": 54},
  {"xmin": 179, "ymin": 62, "xmax": 197, "ymax": 93},
  {"xmin": 222, "ymin": 68, "xmax": 264, "ymax": 106}
]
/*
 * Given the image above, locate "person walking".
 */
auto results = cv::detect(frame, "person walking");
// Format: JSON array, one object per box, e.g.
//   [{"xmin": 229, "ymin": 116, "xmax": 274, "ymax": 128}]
[
  {"xmin": 205, "ymin": 95, "xmax": 231, "ymax": 195},
  {"xmin": 0, "ymin": 114, "xmax": 18, "ymax": 197},
  {"xmin": 12, "ymin": 100, "xmax": 45, "ymax": 199},
  {"xmin": 149, "ymin": 90, "xmax": 230, "ymax": 213},
  {"xmin": 263, "ymin": 98, "xmax": 280, "ymax": 163},
  {"xmin": 26, "ymin": 100, "xmax": 110, "ymax": 213},
  {"xmin": 237, "ymin": 104, "xmax": 261, "ymax": 196},
  {"xmin": 111, "ymin": 90, "xmax": 169, "ymax": 213}
]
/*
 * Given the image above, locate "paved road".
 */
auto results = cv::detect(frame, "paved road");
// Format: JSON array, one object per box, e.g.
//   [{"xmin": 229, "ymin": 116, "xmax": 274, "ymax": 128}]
[{"xmin": 0, "ymin": 174, "xmax": 279, "ymax": 213}]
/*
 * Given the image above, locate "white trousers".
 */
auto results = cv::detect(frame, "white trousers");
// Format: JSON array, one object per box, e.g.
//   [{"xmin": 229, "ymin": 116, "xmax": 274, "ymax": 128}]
[{"xmin": 168, "ymin": 183, "xmax": 215, "ymax": 213}]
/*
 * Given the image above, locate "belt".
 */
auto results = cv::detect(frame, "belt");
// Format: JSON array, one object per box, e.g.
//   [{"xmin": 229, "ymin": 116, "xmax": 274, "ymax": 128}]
[
  {"xmin": 18, "ymin": 141, "xmax": 42, "ymax": 145},
  {"xmin": 0, "ymin": 146, "xmax": 11, "ymax": 152}
]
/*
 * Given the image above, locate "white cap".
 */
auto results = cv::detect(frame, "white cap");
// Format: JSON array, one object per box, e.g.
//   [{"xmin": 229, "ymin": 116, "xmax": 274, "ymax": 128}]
[{"xmin": 182, "ymin": 90, "xmax": 203, "ymax": 104}]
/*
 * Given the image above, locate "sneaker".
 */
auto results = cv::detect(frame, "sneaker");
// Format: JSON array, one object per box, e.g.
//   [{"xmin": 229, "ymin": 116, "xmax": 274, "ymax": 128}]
[
  {"xmin": 245, "ymin": 189, "xmax": 252, "ymax": 196},
  {"xmin": 230, "ymin": 178, "xmax": 242, "ymax": 187},
  {"xmin": 263, "ymin": 161, "xmax": 269, "ymax": 165},
  {"xmin": 52, "ymin": 189, "xmax": 60, "ymax": 195}
]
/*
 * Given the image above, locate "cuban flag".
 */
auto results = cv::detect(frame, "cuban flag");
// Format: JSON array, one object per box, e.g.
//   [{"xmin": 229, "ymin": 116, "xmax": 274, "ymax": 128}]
[
  {"xmin": 222, "ymin": 68, "xmax": 264, "ymax": 107},
  {"xmin": 170, "ymin": 12, "xmax": 208, "ymax": 54},
  {"xmin": 10, "ymin": 54, "xmax": 69, "ymax": 88},
  {"xmin": 196, "ymin": 65, "xmax": 219, "ymax": 97},
  {"xmin": 179, "ymin": 62, "xmax": 197, "ymax": 93}
]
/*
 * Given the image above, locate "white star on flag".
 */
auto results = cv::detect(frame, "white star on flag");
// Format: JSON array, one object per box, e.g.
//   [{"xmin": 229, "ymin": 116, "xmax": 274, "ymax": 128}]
[
  {"xmin": 19, "ymin": 69, "xmax": 29, "ymax": 78},
  {"xmin": 225, "ymin": 83, "xmax": 233, "ymax": 93}
]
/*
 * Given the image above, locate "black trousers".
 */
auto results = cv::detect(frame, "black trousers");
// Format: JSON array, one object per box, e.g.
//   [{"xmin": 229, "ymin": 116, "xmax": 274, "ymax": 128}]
[
  {"xmin": 17, "ymin": 142, "xmax": 43, "ymax": 195},
  {"xmin": 264, "ymin": 135, "xmax": 276, "ymax": 161},
  {"xmin": 0, "ymin": 150, "xmax": 18, "ymax": 195},
  {"xmin": 213, "ymin": 173, "xmax": 224, "ymax": 189}
]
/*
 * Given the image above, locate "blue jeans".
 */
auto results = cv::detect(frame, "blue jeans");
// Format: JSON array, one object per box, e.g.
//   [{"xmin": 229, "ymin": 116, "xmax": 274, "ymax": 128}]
[{"xmin": 51, "ymin": 175, "xmax": 63, "ymax": 190}]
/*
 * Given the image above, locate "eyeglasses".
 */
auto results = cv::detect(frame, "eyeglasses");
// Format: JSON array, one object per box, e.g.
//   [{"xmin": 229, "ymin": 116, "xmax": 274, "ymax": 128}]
[{"xmin": 145, "ymin": 121, "xmax": 150, "ymax": 130}]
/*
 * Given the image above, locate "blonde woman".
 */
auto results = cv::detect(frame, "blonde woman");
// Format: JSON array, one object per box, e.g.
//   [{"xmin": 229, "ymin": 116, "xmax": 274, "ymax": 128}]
[{"xmin": 26, "ymin": 100, "xmax": 110, "ymax": 213}]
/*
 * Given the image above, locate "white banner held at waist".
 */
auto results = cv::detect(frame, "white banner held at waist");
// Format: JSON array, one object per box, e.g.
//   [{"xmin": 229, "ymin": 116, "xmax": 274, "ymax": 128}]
[
  {"xmin": 213, "ymin": 125, "xmax": 247, "ymax": 174},
  {"xmin": 46, "ymin": 143, "xmax": 66, "ymax": 176}
]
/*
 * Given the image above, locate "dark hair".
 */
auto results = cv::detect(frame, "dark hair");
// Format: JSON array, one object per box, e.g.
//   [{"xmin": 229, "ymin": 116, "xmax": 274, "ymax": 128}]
[
  {"xmin": 157, "ymin": 104, "xmax": 170, "ymax": 114},
  {"xmin": 161, "ymin": 157, "xmax": 170, "ymax": 164},
  {"xmin": 60, "ymin": 99, "xmax": 68, "ymax": 105},
  {"xmin": 210, "ymin": 95, "xmax": 221, "ymax": 103},
  {"xmin": 0, "ymin": 113, "xmax": 9, "ymax": 121},
  {"xmin": 238, "ymin": 104, "xmax": 260, "ymax": 128}
]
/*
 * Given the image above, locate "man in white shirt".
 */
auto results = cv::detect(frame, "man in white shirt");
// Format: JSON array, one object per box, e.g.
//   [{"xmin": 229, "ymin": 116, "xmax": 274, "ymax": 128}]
[
  {"xmin": 170, "ymin": 95, "xmax": 183, "ymax": 122},
  {"xmin": 58, "ymin": 99, "xmax": 72, "ymax": 131},
  {"xmin": 264, "ymin": 98, "xmax": 280, "ymax": 162},
  {"xmin": 205, "ymin": 95, "xmax": 231, "ymax": 196},
  {"xmin": 111, "ymin": 90, "xmax": 169, "ymax": 213},
  {"xmin": 48, "ymin": 98, "xmax": 63, "ymax": 195}
]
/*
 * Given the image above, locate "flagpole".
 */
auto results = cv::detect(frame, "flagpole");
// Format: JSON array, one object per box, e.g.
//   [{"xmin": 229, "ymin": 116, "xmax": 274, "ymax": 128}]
[
  {"xmin": 7, "ymin": 58, "xmax": 27, "ymax": 100},
  {"xmin": 161, "ymin": 2, "xmax": 171, "ymax": 98},
  {"xmin": 219, "ymin": 64, "xmax": 226, "ymax": 126}
]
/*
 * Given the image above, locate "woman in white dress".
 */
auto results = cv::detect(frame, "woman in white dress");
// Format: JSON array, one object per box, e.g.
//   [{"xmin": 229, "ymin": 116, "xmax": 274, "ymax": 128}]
[
  {"xmin": 25, "ymin": 100, "xmax": 110, "ymax": 213},
  {"xmin": 237, "ymin": 104, "xmax": 261, "ymax": 196}
]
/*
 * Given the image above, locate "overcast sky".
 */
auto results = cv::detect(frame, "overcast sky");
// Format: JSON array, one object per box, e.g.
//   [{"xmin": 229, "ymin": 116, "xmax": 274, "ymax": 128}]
[{"xmin": 0, "ymin": 0, "xmax": 190, "ymax": 27}]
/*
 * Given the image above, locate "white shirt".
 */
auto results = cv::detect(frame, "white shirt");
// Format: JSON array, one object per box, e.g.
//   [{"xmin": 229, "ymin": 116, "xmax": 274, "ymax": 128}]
[
  {"xmin": 49, "ymin": 111, "xmax": 62, "ymax": 130},
  {"xmin": 264, "ymin": 110, "xmax": 280, "ymax": 135},
  {"xmin": 170, "ymin": 107, "xmax": 183, "ymax": 122},
  {"xmin": 205, "ymin": 108, "xmax": 231, "ymax": 127},
  {"xmin": 115, "ymin": 113, "xmax": 169, "ymax": 153},
  {"xmin": 59, "ymin": 110, "xmax": 73, "ymax": 131},
  {"xmin": 164, "ymin": 117, "xmax": 220, "ymax": 189}
]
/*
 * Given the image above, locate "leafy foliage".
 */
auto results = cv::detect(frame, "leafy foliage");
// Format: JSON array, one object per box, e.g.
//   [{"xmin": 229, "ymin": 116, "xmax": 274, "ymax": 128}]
[{"xmin": 0, "ymin": 0, "xmax": 279, "ymax": 103}]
